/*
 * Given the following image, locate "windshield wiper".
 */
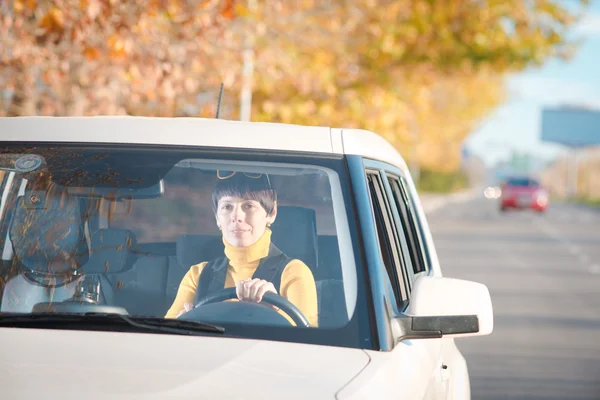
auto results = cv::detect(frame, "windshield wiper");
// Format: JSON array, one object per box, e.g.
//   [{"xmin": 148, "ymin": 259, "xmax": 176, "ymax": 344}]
[{"xmin": 0, "ymin": 312, "xmax": 225, "ymax": 335}]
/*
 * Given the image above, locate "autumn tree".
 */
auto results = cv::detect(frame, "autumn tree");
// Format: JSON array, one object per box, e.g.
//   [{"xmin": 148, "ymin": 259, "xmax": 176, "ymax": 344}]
[
  {"xmin": 249, "ymin": 0, "xmax": 588, "ymax": 172},
  {"xmin": 0, "ymin": 0, "xmax": 243, "ymax": 117},
  {"xmin": 0, "ymin": 0, "xmax": 589, "ymax": 176}
]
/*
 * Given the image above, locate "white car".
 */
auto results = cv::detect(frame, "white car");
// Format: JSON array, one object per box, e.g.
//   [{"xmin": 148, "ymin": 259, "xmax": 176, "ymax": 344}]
[{"xmin": 0, "ymin": 117, "xmax": 493, "ymax": 399}]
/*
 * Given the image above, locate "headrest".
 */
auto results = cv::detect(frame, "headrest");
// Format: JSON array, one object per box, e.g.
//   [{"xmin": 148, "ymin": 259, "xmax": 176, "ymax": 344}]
[
  {"xmin": 176, "ymin": 234, "xmax": 222, "ymax": 268},
  {"xmin": 271, "ymin": 206, "xmax": 318, "ymax": 271},
  {"xmin": 83, "ymin": 229, "xmax": 137, "ymax": 274},
  {"xmin": 175, "ymin": 206, "xmax": 318, "ymax": 271},
  {"xmin": 9, "ymin": 190, "xmax": 85, "ymax": 274}
]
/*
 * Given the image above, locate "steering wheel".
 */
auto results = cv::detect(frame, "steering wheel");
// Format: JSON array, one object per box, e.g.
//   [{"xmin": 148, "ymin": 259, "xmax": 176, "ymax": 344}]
[
  {"xmin": 181, "ymin": 287, "xmax": 310, "ymax": 328},
  {"xmin": 22, "ymin": 268, "xmax": 81, "ymax": 288}
]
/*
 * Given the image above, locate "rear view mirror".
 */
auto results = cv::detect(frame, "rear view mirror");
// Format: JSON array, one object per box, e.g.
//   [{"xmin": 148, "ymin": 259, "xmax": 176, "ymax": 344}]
[
  {"xmin": 67, "ymin": 180, "xmax": 165, "ymax": 200},
  {"xmin": 392, "ymin": 276, "xmax": 493, "ymax": 342}
]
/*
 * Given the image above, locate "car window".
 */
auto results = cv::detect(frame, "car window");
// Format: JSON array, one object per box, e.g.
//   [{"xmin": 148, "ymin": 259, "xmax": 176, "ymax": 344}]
[
  {"xmin": 387, "ymin": 175, "xmax": 428, "ymax": 275},
  {"xmin": 366, "ymin": 170, "xmax": 408, "ymax": 311},
  {"xmin": 506, "ymin": 177, "xmax": 539, "ymax": 187},
  {"xmin": 108, "ymin": 168, "xmax": 337, "ymax": 243},
  {"xmin": 0, "ymin": 144, "xmax": 370, "ymax": 349}
]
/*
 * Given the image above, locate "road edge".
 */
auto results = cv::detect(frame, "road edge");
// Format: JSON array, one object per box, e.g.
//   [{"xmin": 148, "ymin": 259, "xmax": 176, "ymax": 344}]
[{"xmin": 419, "ymin": 187, "xmax": 480, "ymax": 214}]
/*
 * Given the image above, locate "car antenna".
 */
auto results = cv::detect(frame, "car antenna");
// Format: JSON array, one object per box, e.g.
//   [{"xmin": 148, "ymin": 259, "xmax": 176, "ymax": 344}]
[{"xmin": 215, "ymin": 82, "xmax": 224, "ymax": 118}]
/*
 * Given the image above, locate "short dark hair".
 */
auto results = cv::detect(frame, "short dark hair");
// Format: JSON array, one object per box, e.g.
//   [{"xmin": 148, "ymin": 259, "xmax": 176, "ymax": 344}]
[{"xmin": 212, "ymin": 172, "xmax": 276, "ymax": 214}]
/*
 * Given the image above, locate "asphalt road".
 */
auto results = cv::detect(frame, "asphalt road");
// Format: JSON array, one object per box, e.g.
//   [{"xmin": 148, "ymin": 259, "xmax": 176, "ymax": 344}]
[{"xmin": 426, "ymin": 195, "xmax": 600, "ymax": 400}]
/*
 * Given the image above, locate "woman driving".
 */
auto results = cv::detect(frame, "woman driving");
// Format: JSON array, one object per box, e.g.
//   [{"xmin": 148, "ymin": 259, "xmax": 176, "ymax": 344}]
[{"xmin": 165, "ymin": 171, "xmax": 318, "ymax": 327}]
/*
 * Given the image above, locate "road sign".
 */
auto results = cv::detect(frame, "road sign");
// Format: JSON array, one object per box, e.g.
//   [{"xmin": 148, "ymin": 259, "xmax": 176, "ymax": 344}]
[
  {"xmin": 541, "ymin": 106, "xmax": 600, "ymax": 198},
  {"xmin": 541, "ymin": 107, "xmax": 600, "ymax": 148}
]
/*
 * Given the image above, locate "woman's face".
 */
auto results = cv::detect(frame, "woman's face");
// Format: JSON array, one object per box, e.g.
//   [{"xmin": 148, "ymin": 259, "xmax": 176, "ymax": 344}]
[{"xmin": 216, "ymin": 196, "xmax": 277, "ymax": 248}]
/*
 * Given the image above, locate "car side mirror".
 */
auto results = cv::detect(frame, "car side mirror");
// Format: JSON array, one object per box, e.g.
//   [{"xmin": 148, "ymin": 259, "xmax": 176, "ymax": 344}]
[{"xmin": 392, "ymin": 276, "xmax": 493, "ymax": 342}]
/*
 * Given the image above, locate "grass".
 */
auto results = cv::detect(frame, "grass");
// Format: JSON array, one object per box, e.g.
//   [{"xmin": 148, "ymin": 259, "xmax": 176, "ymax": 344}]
[{"xmin": 574, "ymin": 196, "xmax": 600, "ymax": 207}]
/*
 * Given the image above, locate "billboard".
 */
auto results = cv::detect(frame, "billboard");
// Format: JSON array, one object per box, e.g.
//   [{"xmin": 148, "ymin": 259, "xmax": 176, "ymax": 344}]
[{"xmin": 541, "ymin": 107, "xmax": 600, "ymax": 148}]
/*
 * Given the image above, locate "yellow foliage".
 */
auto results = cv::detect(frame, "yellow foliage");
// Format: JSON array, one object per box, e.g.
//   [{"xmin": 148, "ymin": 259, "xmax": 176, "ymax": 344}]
[
  {"xmin": 83, "ymin": 47, "xmax": 101, "ymax": 61},
  {"xmin": 0, "ymin": 0, "xmax": 588, "ymax": 173},
  {"xmin": 14, "ymin": 0, "xmax": 37, "ymax": 12},
  {"xmin": 39, "ymin": 8, "xmax": 65, "ymax": 32}
]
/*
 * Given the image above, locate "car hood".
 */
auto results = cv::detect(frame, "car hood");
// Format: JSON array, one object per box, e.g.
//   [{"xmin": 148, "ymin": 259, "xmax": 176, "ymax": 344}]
[{"xmin": 0, "ymin": 328, "xmax": 370, "ymax": 399}]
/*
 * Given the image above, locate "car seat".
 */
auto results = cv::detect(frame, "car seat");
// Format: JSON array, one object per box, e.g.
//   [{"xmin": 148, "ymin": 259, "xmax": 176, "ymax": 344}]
[{"xmin": 1, "ymin": 188, "xmax": 88, "ymax": 312}]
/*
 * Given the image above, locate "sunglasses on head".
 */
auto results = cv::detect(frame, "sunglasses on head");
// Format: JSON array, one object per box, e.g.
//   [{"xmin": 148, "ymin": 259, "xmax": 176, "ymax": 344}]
[{"xmin": 216, "ymin": 170, "xmax": 272, "ymax": 188}]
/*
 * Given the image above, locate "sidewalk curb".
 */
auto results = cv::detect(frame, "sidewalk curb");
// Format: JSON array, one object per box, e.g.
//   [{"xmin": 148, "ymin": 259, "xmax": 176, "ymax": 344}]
[{"xmin": 420, "ymin": 187, "xmax": 480, "ymax": 214}]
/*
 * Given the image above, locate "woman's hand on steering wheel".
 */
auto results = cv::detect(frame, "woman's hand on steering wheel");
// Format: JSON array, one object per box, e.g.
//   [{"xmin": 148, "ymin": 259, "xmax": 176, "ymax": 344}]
[
  {"xmin": 184, "ymin": 287, "xmax": 310, "ymax": 327},
  {"xmin": 177, "ymin": 279, "xmax": 277, "ymax": 319},
  {"xmin": 236, "ymin": 278, "xmax": 277, "ymax": 305}
]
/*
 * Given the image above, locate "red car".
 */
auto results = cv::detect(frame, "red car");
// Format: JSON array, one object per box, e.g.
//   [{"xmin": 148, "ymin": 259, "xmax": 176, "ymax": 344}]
[{"xmin": 500, "ymin": 176, "xmax": 549, "ymax": 212}]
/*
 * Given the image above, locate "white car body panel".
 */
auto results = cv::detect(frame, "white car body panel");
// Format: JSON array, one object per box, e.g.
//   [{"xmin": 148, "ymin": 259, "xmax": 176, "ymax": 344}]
[
  {"xmin": 1, "ymin": 117, "xmax": 409, "ymax": 175},
  {"xmin": 0, "ymin": 116, "xmax": 334, "ymax": 154},
  {"xmin": 339, "ymin": 342, "xmax": 445, "ymax": 400},
  {"xmin": 341, "ymin": 128, "xmax": 411, "ymax": 177},
  {"xmin": 441, "ymin": 338, "xmax": 471, "ymax": 400},
  {"xmin": 0, "ymin": 328, "xmax": 369, "ymax": 399}
]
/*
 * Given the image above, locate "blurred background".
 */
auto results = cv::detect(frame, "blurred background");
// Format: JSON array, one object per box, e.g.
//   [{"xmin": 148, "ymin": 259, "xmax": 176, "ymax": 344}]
[{"xmin": 1, "ymin": 1, "xmax": 600, "ymax": 398}]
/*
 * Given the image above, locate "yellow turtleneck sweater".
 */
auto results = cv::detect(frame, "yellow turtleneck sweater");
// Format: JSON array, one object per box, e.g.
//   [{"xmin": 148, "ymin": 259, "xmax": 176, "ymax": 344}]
[{"xmin": 165, "ymin": 229, "xmax": 318, "ymax": 327}]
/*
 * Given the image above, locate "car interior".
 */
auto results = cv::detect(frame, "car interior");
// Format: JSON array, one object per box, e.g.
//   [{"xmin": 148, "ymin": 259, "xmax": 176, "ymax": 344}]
[{"xmin": 0, "ymin": 170, "xmax": 349, "ymax": 329}]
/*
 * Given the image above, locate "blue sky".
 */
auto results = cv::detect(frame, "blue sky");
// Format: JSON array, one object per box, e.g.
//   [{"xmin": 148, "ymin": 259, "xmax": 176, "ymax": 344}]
[{"xmin": 465, "ymin": 3, "xmax": 600, "ymax": 167}]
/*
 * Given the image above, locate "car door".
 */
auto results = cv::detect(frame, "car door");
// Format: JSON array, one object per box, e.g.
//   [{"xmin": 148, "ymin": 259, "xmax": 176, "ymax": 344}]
[
  {"xmin": 364, "ymin": 163, "xmax": 447, "ymax": 399},
  {"xmin": 386, "ymin": 171, "xmax": 456, "ymax": 398}
]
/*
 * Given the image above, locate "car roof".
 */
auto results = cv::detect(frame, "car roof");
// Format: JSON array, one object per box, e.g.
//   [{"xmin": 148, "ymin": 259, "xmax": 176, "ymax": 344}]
[{"xmin": 0, "ymin": 116, "xmax": 410, "ymax": 173}]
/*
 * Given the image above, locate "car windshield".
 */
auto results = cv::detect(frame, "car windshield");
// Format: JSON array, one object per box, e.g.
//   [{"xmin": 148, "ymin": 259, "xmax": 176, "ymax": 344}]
[
  {"xmin": 0, "ymin": 144, "xmax": 372, "ymax": 349},
  {"xmin": 506, "ymin": 177, "xmax": 539, "ymax": 187}
]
